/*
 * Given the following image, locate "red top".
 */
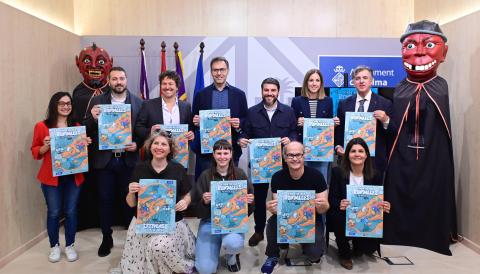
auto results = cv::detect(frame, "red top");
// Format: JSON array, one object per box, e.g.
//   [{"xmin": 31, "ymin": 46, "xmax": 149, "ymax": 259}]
[{"xmin": 31, "ymin": 121, "xmax": 84, "ymax": 186}]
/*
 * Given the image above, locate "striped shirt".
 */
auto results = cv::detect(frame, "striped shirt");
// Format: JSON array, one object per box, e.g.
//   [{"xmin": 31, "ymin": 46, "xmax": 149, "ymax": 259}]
[{"xmin": 308, "ymin": 99, "xmax": 318, "ymax": 118}]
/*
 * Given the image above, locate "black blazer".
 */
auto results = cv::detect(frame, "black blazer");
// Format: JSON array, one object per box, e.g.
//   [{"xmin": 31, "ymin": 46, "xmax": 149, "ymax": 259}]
[
  {"xmin": 134, "ymin": 98, "xmax": 193, "ymax": 144},
  {"xmin": 327, "ymin": 166, "xmax": 383, "ymax": 232},
  {"xmin": 83, "ymin": 90, "xmax": 143, "ymax": 169},
  {"xmin": 334, "ymin": 93, "xmax": 393, "ymax": 172}
]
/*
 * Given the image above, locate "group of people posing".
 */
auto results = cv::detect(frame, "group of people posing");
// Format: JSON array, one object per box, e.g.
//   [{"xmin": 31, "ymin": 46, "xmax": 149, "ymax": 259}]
[{"xmin": 32, "ymin": 57, "xmax": 394, "ymax": 273}]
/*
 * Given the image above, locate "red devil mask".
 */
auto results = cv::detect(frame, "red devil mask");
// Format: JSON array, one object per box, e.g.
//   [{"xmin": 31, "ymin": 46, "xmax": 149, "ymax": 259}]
[
  {"xmin": 76, "ymin": 43, "xmax": 113, "ymax": 88},
  {"xmin": 401, "ymin": 33, "xmax": 448, "ymax": 82}
]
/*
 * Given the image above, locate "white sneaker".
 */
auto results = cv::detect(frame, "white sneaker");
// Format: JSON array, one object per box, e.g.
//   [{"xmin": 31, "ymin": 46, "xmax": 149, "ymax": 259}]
[
  {"xmin": 65, "ymin": 244, "xmax": 78, "ymax": 262},
  {"xmin": 48, "ymin": 244, "xmax": 61, "ymax": 263}
]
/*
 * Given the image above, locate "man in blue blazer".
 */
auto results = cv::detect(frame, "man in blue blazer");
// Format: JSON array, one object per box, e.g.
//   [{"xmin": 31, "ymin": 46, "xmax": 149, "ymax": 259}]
[
  {"xmin": 84, "ymin": 67, "xmax": 142, "ymax": 257},
  {"xmin": 191, "ymin": 57, "xmax": 248, "ymax": 178},
  {"xmin": 135, "ymin": 70, "xmax": 194, "ymax": 145},
  {"xmin": 333, "ymin": 65, "xmax": 393, "ymax": 173}
]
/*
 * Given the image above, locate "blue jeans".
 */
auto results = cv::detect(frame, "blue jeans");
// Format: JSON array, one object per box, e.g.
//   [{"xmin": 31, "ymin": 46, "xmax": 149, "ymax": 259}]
[
  {"xmin": 195, "ymin": 219, "xmax": 245, "ymax": 274},
  {"xmin": 96, "ymin": 157, "xmax": 134, "ymax": 236},
  {"xmin": 305, "ymin": 161, "xmax": 330, "ymax": 185},
  {"xmin": 41, "ymin": 175, "xmax": 81, "ymax": 247}
]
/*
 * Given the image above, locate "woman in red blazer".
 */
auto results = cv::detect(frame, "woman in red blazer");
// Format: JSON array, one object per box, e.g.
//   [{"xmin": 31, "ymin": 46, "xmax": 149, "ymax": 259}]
[{"xmin": 31, "ymin": 91, "xmax": 90, "ymax": 263}]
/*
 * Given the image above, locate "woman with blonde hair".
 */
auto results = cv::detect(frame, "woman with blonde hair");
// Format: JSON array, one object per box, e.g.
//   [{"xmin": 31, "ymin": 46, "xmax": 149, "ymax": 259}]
[{"xmin": 291, "ymin": 69, "xmax": 333, "ymax": 182}]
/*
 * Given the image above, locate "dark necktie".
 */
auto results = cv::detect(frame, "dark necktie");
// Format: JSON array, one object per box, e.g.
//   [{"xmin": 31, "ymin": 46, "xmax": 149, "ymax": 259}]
[{"xmin": 357, "ymin": 99, "xmax": 366, "ymax": 112}]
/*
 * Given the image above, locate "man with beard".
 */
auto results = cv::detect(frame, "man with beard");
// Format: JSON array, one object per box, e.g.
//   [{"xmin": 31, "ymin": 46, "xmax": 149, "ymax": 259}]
[
  {"xmin": 84, "ymin": 67, "xmax": 142, "ymax": 257},
  {"xmin": 333, "ymin": 66, "xmax": 393, "ymax": 174},
  {"xmin": 384, "ymin": 20, "xmax": 457, "ymax": 255},
  {"xmin": 238, "ymin": 77, "xmax": 297, "ymax": 246},
  {"xmin": 192, "ymin": 57, "xmax": 248, "ymax": 178}
]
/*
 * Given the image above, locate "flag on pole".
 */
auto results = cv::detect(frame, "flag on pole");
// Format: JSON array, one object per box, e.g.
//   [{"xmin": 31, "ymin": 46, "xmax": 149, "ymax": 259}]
[
  {"xmin": 139, "ymin": 43, "xmax": 150, "ymax": 100},
  {"xmin": 175, "ymin": 49, "xmax": 187, "ymax": 101},
  {"xmin": 194, "ymin": 46, "xmax": 205, "ymax": 99},
  {"xmin": 161, "ymin": 41, "xmax": 167, "ymax": 73}
]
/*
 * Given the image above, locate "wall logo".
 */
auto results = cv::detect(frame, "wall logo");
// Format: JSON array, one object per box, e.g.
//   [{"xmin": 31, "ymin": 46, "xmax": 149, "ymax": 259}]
[
  {"xmin": 332, "ymin": 65, "xmax": 346, "ymax": 87},
  {"xmin": 319, "ymin": 55, "xmax": 406, "ymax": 88}
]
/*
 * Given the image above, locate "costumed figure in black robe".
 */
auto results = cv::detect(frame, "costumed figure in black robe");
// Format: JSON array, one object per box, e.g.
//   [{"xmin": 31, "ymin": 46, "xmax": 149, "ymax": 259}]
[
  {"xmin": 384, "ymin": 20, "xmax": 458, "ymax": 255},
  {"xmin": 73, "ymin": 43, "xmax": 113, "ymax": 229}
]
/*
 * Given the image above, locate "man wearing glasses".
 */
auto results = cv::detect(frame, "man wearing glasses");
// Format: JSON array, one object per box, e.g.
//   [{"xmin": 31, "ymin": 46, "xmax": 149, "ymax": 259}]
[
  {"xmin": 238, "ymin": 77, "xmax": 297, "ymax": 247},
  {"xmin": 192, "ymin": 57, "xmax": 248, "ymax": 179},
  {"xmin": 261, "ymin": 141, "xmax": 329, "ymax": 274}
]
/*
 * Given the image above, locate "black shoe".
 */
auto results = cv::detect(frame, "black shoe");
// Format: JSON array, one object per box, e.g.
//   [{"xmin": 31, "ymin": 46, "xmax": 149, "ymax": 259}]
[
  {"xmin": 98, "ymin": 235, "xmax": 113, "ymax": 257},
  {"xmin": 248, "ymin": 232, "xmax": 264, "ymax": 247},
  {"xmin": 226, "ymin": 254, "xmax": 241, "ymax": 272}
]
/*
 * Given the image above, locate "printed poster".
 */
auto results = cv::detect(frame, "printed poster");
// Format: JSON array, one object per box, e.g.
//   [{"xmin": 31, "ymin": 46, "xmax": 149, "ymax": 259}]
[
  {"xmin": 277, "ymin": 190, "xmax": 316, "ymax": 244},
  {"xmin": 211, "ymin": 180, "xmax": 249, "ymax": 234},
  {"xmin": 303, "ymin": 118, "xmax": 334, "ymax": 162},
  {"xmin": 49, "ymin": 126, "xmax": 88, "ymax": 176},
  {"xmin": 98, "ymin": 104, "xmax": 132, "ymax": 150},
  {"xmin": 199, "ymin": 109, "xmax": 231, "ymax": 154},
  {"xmin": 160, "ymin": 124, "xmax": 189, "ymax": 168},
  {"xmin": 249, "ymin": 138, "xmax": 282, "ymax": 184},
  {"xmin": 136, "ymin": 179, "xmax": 176, "ymax": 234},
  {"xmin": 346, "ymin": 185, "xmax": 384, "ymax": 238},
  {"xmin": 344, "ymin": 112, "xmax": 376, "ymax": 156}
]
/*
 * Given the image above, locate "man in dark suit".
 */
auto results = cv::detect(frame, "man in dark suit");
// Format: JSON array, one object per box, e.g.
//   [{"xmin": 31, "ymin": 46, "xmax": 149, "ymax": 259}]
[
  {"xmin": 333, "ymin": 65, "xmax": 393, "ymax": 173},
  {"xmin": 135, "ymin": 70, "xmax": 194, "ymax": 144},
  {"xmin": 191, "ymin": 57, "xmax": 248, "ymax": 178},
  {"xmin": 84, "ymin": 67, "xmax": 142, "ymax": 257},
  {"xmin": 238, "ymin": 77, "xmax": 297, "ymax": 247}
]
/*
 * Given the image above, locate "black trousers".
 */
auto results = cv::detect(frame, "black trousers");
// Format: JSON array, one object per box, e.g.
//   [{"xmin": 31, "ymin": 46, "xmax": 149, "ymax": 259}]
[
  {"xmin": 253, "ymin": 183, "xmax": 270, "ymax": 234},
  {"xmin": 330, "ymin": 211, "xmax": 379, "ymax": 259},
  {"xmin": 96, "ymin": 157, "xmax": 134, "ymax": 236}
]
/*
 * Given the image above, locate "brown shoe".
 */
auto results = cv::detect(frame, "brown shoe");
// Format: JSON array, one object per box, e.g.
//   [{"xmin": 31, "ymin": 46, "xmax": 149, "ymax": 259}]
[
  {"xmin": 248, "ymin": 232, "xmax": 264, "ymax": 246},
  {"xmin": 340, "ymin": 258, "xmax": 353, "ymax": 270}
]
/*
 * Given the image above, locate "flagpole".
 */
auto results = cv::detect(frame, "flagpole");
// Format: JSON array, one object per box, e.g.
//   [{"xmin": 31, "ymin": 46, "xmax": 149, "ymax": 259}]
[
  {"xmin": 174, "ymin": 42, "xmax": 187, "ymax": 101},
  {"xmin": 139, "ymin": 38, "xmax": 150, "ymax": 100},
  {"xmin": 161, "ymin": 41, "xmax": 166, "ymax": 73}
]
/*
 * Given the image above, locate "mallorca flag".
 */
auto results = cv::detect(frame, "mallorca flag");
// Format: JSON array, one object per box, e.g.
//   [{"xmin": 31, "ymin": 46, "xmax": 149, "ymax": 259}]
[
  {"xmin": 139, "ymin": 48, "xmax": 150, "ymax": 100},
  {"xmin": 175, "ymin": 50, "xmax": 187, "ymax": 101}
]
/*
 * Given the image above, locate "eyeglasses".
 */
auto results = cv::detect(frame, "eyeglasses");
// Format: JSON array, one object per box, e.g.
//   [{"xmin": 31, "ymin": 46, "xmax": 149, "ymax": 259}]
[
  {"xmin": 212, "ymin": 68, "xmax": 227, "ymax": 74},
  {"xmin": 57, "ymin": 102, "xmax": 72, "ymax": 107},
  {"xmin": 286, "ymin": 153, "xmax": 304, "ymax": 159}
]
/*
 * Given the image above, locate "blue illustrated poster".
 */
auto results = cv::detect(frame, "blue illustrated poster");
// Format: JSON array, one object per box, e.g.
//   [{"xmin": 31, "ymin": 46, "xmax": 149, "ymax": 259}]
[
  {"xmin": 277, "ymin": 190, "xmax": 316, "ymax": 244},
  {"xmin": 303, "ymin": 118, "xmax": 334, "ymax": 162},
  {"xmin": 160, "ymin": 124, "xmax": 189, "ymax": 168},
  {"xmin": 98, "ymin": 104, "xmax": 132, "ymax": 150},
  {"xmin": 249, "ymin": 138, "xmax": 282, "ymax": 184},
  {"xmin": 49, "ymin": 126, "xmax": 89, "ymax": 176},
  {"xmin": 136, "ymin": 179, "xmax": 176, "ymax": 234},
  {"xmin": 211, "ymin": 180, "xmax": 249, "ymax": 234},
  {"xmin": 344, "ymin": 112, "xmax": 376, "ymax": 156},
  {"xmin": 346, "ymin": 185, "xmax": 384, "ymax": 238},
  {"xmin": 199, "ymin": 109, "xmax": 231, "ymax": 154}
]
